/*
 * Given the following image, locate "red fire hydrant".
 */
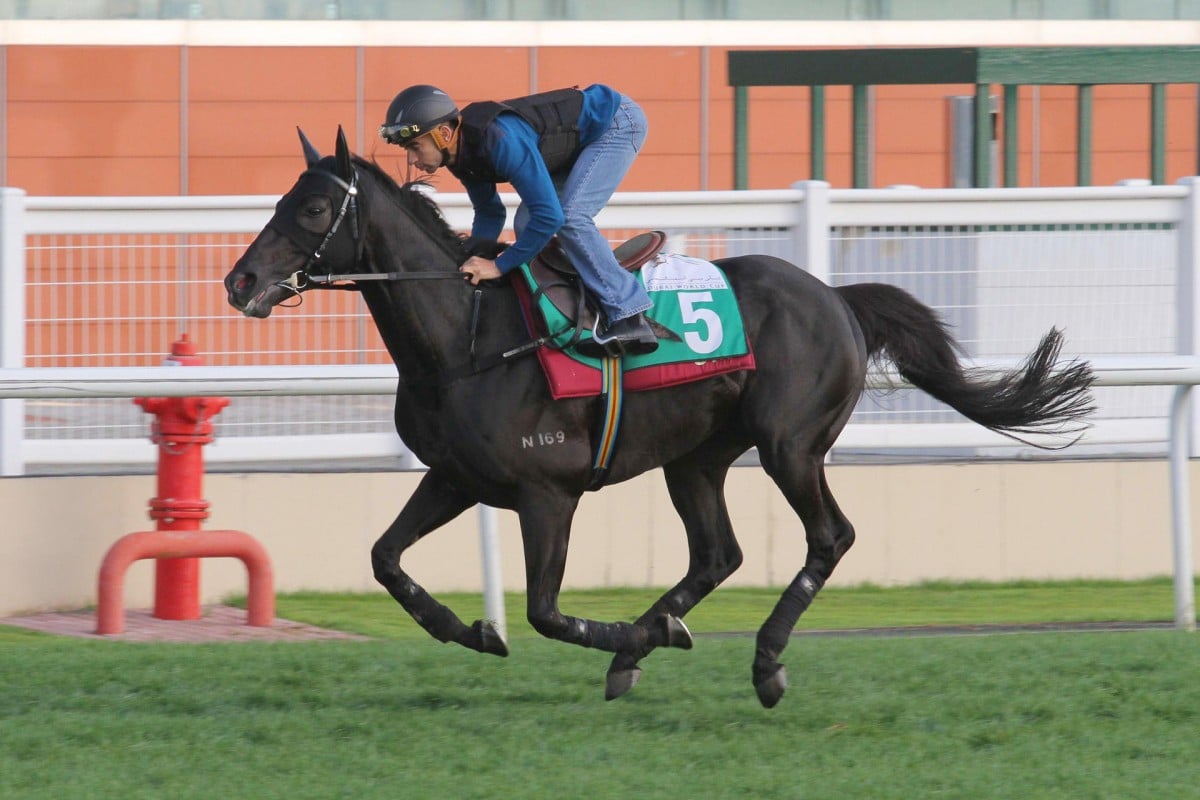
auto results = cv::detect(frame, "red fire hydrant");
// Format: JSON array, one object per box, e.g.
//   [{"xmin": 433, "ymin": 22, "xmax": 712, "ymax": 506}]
[
  {"xmin": 134, "ymin": 334, "xmax": 229, "ymax": 620},
  {"xmin": 95, "ymin": 334, "xmax": 274, "ymax": 634}
]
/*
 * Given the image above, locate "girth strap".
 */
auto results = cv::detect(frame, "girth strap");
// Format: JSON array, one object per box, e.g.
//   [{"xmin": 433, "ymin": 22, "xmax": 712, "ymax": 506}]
[{"xmin": 588, "ymin": 355, "xmax": 624, "ymax": 490}]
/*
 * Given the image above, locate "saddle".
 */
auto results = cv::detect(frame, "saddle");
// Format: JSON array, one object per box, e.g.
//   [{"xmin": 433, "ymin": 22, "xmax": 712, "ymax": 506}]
[{"xmin": 526, "ymin": 230, "xmax": 666, "ymax": 331}]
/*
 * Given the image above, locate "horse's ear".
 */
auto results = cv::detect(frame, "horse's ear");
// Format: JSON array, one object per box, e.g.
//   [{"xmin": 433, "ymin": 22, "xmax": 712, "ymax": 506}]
[
  {"xmin": 334, "ymin": 125, "xmax": 353, "ymax": 181},
  {"xmin": 297, "ymin": 127, "xmax": 321, "ymax": 167}
]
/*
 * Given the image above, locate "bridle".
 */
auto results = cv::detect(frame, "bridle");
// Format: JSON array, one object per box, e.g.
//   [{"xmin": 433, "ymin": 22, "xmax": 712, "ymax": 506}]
[
  {"xmin": 272, "ymin": 166, "xmax": 464, "ymax": 304},
  {"xmin": 262, "ymin": 161, "xmax": 557, "ymax": 384}
]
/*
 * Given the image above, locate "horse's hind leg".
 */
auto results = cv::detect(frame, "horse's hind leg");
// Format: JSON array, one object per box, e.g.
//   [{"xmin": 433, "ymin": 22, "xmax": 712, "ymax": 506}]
[
  {"xmin": 753, "ymin": 449, "xmax": 855, "ymax": 709},
  {"xmin": 519, "ymin": 484, "xmax": 692, "ymax": 660},
  {"xmin": 605, "ymin": 442, "xmax": 746, "ymax": 700},
  {"xmin": 371, "ymin": 470, "xmax": 507, "ymax": 657}
]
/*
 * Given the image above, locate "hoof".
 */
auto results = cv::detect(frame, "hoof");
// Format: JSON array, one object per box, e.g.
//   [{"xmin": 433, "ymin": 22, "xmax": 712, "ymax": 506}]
[
  {"xmin": 754, "ymin": 663, "xmax": 787, "ymax": 709},
  {"xmin": 657, "ymin": 614, "xmax": 694, "ymax": 650},
  {"xmin": 473, "ymin": 619, "xmax": 508, "ymax": 657},
  {"xmin": 605, "ymin": 667, "xmax": 642, "ymax": 701}
]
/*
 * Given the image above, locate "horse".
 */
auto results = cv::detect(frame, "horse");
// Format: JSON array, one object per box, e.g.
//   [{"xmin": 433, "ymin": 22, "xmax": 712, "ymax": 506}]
[{"xmin": 224, "ymin": 127, "xmax": 1094, "ymax": 708}]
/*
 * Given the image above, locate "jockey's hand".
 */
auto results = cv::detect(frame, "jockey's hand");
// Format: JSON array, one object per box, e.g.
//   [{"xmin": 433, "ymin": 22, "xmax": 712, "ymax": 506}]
[{"xmin": 461, "ymin": 256, "xmax": 502, "ymax": 285}]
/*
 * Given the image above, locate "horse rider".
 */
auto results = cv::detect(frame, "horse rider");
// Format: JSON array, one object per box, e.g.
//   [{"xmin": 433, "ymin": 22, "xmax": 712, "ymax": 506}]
[{"xmin": 379, "ymin": 83, "xmax": 658, "ymax": 357}]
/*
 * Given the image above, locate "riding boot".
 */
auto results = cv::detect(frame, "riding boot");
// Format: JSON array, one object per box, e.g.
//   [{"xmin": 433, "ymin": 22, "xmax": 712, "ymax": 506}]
[{"xmin": 575, "ymin": 312, "xmax": 659, "ymax": 358}]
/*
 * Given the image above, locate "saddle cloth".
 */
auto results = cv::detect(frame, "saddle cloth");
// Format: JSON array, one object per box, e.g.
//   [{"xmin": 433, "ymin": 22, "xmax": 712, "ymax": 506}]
[{"xmin": 513, "ymin": 245, "xmax": 756, "ymax": 400}]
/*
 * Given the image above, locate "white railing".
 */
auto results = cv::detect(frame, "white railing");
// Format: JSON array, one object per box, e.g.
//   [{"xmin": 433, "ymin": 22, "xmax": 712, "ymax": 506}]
[
  {"xmin": 1, "ymin": 179, "xmax": 1199, "ymax": 475},
  {"xmin": 1, "ymin": 358, "xmax": 1195, "ymax": 632}
]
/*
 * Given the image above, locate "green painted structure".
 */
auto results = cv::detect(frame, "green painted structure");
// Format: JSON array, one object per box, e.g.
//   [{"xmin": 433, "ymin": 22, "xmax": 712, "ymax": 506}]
[{"xmin": 728, "ymin": 46, "xmax": 1200, "ymax": 189}]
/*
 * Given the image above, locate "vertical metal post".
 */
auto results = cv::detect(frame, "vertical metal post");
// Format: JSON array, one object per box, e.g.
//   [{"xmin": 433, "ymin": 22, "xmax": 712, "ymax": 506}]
[
  {"xmin": 0, "ymin": 187, "xmax": 26, "ymax": 476},
  {"xmin": 810, "ymin": 85, "xmax": 826, "ymax": 181},
  {"xmin": 1150, "ymin": 83, "xmax": 1166, "ymax": 185},
  {"xmin": 1179, "ymin": 177, "xmax": 1200, "ymax": 453},
  {"xmin": 974, "ymin": 83, "xmax": 992, "ymax": 187},
  {"xmin": 1175, "ymin": 175, "xmax": 1200, "ymax": 630},
  {"xmin": 1168, "ymin": 386, "xmax": 1196, "ymax": 632},
  {"xmin": 1077, "ymin": 84, "xmax": 1093, "ymax": 186},
  {"xmin": 852, "ymin": 85, "xmax": 870, "ymax": 188},
  {"xmin": 733, "ymin": 85, "xmax": 748, "ymax": 190},
  {"xmin": 478, "ymin": 504, "xmax": 507, "ymax": 641},
  {"xmin": 1003, "ymin": 84, "xmax": 1019, "ymax": 187}
]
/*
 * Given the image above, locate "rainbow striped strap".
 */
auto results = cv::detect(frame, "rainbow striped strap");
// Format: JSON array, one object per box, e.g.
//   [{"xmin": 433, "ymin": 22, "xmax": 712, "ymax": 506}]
[{"xmin": 588, "ymin": 355, "xmax": 624, "ymax": 490}]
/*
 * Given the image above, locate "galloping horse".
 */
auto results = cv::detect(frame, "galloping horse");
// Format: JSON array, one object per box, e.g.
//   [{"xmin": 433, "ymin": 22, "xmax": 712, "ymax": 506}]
[{"xmin": 224, "ymin": 128, "xmax": 1094, "ymax": 708}]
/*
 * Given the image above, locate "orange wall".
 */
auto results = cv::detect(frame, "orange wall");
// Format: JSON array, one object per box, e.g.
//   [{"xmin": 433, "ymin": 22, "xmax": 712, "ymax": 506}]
[{"xmin": 4, "ymin": 44, "xmax": 1198, "ymax": 196}]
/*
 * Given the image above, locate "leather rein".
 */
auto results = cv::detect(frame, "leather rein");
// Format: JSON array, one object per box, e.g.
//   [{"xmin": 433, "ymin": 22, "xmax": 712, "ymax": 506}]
[{"xmin": 272, "ymin": 166, "xmax": 560, "ymax": 382}]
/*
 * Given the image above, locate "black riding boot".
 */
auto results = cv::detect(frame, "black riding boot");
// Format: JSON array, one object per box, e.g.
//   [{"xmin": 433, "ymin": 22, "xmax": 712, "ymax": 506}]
[{"xmin": 575, "ymin": 312, "xmax": 659, "ymax": 358}]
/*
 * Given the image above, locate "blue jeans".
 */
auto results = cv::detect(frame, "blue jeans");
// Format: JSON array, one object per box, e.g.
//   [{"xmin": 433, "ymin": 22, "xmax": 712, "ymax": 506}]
[{"xmin": 515, "ymin": 95, "xmax": 651, "ymax": 322}]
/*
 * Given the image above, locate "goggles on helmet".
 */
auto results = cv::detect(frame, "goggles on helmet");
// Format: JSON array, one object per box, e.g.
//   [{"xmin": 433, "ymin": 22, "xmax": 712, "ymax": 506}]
[{"xmin": 379, "ymin": 122, "xmax": 426, "ymax": 145}]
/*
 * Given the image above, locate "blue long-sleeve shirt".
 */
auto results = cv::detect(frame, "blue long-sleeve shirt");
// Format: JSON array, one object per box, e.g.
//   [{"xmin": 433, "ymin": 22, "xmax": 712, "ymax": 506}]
[{"xmin": 459, "ymin": 84, "xmax": 621, "ymax": 274}]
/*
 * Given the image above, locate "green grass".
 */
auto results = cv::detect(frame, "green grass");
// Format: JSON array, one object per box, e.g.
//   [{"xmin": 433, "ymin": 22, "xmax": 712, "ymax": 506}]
[
  {"xmin": 262, "ymin": 577, "xmax": 1185, "ymax": 641},
  {"xmin": 1, "ymin": 579, "xmax": 1196, "ymax": 800}
]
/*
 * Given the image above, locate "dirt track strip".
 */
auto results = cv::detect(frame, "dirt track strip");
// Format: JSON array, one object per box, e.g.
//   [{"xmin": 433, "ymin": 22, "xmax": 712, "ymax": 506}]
[
  {"xmin": 1, "ymin": 605, "xmax": 368, "ymax": 643},
  {"xmin": 3, "ymin": 607, "xmax": 1178, "ymax": 643},
  {"xmin": 704, "ymin": 619, "xmax": 1178, "ymax": 640}
]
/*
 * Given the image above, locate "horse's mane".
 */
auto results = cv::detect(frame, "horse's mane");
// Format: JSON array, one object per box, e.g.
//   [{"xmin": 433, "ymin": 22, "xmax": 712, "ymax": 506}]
[{"xmin": 353, "ymin": 156, "xmax": 471, "ymax": 260}]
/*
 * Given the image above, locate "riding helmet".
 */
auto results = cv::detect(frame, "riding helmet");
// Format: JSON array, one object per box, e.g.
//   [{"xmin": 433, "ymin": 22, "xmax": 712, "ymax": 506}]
[{"xmin": 379, "ymin": 85, "xmax": 460, "ymax": 145}]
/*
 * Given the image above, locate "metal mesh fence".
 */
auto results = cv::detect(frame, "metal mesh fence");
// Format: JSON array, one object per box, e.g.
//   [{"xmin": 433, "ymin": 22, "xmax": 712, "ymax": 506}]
[
  {"xmin": 11, "ymin": 187, "xmax": 1190, "ymax": 464},
  {"xmin": 828, "ymin": 222, "xmax": 1177, "ymax": 452}
]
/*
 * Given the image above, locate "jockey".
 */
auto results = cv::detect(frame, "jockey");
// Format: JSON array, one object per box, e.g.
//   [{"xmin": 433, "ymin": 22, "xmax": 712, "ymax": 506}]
[{"xmin": 379, "ymin": 83, "xmax": 657, "ymax": 357}]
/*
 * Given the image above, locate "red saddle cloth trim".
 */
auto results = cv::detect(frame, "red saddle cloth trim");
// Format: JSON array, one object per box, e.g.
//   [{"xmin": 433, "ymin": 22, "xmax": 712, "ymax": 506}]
[{"xmin": 512, "ymin": 276, "xmax": 756, "ymax": 400}]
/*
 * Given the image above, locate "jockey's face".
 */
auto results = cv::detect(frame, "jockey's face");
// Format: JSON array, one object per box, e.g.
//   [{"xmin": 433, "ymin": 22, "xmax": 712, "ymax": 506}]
[{"xmin": 403, "ymin": 126, "xmax": 453, "ymax": 174}]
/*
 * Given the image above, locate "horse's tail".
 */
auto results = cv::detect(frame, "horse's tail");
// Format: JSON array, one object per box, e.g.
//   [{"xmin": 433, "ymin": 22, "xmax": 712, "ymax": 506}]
[{"xmin": 836, "ymin": 282, "xmax": 1096, "ymax": 446}]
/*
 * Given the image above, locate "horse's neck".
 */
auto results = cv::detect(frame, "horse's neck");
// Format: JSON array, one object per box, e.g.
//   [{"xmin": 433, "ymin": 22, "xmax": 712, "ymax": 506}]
[{"xmin": 360, "ymin": 224, "xmax": 471, "ymax": 382}]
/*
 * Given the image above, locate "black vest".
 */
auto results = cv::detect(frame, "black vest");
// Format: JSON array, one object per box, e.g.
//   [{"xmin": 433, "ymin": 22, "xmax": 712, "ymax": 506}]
[{"xmin": 449, "ymin": 88, "xmax": 585, "ymax": 183}]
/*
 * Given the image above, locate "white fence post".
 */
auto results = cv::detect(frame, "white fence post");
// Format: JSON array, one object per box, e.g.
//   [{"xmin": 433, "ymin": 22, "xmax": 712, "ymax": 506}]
[
  {"xmin": 1175, "ymin": 176, "xmax": 1200, "ymax": 630},
  {"xmin": 0, "ymin": 188, "xmax": 26, "ymax": 476},
  {"xmin": 477, "ymin": 504, "xmax": 506, "ymax": 641},
  {"xmin": 1178, "ymin": 177, "xmax": 1200, "ymax": 457},
  {"xmin": 792, "ymin": 180, "xmax": 831, "ymax": 283},
  {"xmin": 1168, "ymin": 385, "xmax": 1196, "ymax": 631}
]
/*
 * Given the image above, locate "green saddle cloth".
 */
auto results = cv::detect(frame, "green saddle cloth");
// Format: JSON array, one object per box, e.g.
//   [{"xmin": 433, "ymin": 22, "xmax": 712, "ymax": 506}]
[{"xmin": 518, "ymin": 253, "xmax": 750, "ymax": 368}]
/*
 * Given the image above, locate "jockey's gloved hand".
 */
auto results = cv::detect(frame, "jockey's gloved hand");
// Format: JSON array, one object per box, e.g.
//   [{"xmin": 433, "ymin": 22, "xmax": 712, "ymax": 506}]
[{"xmin": 462, "ymin": 236, "xmax": 508, "ymax": 259}]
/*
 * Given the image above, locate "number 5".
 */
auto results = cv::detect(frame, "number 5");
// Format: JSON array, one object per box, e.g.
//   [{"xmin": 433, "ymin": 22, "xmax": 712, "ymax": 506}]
[{"xmin": 678, "ymin": 291, "xmax": 723, "ymax": 355}]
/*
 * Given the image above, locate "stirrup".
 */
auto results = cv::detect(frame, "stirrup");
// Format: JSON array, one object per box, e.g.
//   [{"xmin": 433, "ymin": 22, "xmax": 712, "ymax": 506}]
[{"xmin": 581, "ymin": 317, "xmax": 626, "ymax": 358}]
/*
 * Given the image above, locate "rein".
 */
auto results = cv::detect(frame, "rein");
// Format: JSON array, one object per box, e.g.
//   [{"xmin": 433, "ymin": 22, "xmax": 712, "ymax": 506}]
[
  {"xmin": 307, "ymin": 270, "xmax": 466, "ymax": 284},
  {"xmin": 274, "ymin": 164, "xmax": 554, "ymax": 384}
]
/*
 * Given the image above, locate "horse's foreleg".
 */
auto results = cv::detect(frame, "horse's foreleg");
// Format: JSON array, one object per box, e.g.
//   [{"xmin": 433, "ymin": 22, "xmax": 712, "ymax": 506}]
[
  {"xmin": 520, "ymin": 486, "xmax": 691, "ymax": 659},
  {"xmin": 371, "ymin": 470, "xmax": 507, "ymax": 656},
  {"xmin": 605, "ymin": 452, "xmax": 744, "ymax": 701},
  {"xmin": 753, "ymin": 452, "xmax": 855, "ymax": 708}
]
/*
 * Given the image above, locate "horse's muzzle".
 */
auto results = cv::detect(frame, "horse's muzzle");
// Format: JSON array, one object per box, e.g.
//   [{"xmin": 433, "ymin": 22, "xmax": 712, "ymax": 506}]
[{"xmin": 225, "ymin": 270, "xmax": 274, "ymax": 318}]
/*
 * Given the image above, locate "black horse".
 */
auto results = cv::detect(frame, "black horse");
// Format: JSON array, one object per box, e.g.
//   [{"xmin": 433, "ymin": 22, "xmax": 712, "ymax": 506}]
[{"xmin": 225, "ymin": 128, "xmax": 1094, "ymax": 708}]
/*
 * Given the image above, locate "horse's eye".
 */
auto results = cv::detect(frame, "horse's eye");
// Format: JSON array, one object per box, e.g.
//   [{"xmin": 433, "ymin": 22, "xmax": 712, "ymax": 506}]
[{"xmin": 304, "ymin": 204, "xmax": 325, "ymax": 218}]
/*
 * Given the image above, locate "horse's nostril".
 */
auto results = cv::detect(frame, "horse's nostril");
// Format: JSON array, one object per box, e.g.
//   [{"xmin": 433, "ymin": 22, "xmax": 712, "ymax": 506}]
[{"xmin": 233, "ymin": 273, "xmax": 254, "ymax": 292}]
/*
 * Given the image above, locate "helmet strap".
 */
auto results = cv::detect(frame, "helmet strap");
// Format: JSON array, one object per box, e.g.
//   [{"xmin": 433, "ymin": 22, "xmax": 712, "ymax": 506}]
[{"xmin": 430, "ymin": 122, "xmax": 460, "ymax": 166}]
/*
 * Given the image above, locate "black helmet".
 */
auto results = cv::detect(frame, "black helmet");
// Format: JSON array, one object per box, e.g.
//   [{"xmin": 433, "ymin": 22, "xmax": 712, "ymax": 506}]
[{"xmin": 379, "ymin": 85, "xmax": 459, "ymax": 145}]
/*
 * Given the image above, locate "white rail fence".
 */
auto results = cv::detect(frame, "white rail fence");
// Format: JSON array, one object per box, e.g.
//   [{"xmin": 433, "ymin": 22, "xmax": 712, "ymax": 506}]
[
  {"xmin": 0, "ymin": 360, "xmax": 1195, "ymax": 632},
  {"xmin": 2, "ymin": 180, "xmax": 1200, "ymax": 629},
  {"xmin": 1, "ymin": 179, "xmax": 1197, "ymax": 473}
]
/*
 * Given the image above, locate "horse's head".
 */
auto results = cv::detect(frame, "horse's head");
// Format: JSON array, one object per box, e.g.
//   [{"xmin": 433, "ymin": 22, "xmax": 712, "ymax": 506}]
[{"xmin": 225, "ymin": 126, "xmax": 362, "ymax": 318}]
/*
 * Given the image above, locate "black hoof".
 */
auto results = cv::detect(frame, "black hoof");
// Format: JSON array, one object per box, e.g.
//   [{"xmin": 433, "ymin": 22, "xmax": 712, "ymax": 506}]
[
  {"xmin": 605, "ymin": 667, "xmax": 642, "ymax": 701},
  {"xmin": 473, "ymin": 619, "xmax": 508, "ymax": 657},
  {"xmin": 754, "ymin": 663, "xmax": 787, "ymax": 709},
  {"xmin": 657, "ymin": 614, "xmax": 694, "ymax": 650}
]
